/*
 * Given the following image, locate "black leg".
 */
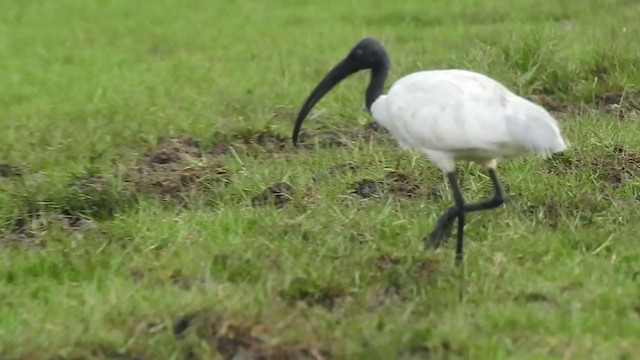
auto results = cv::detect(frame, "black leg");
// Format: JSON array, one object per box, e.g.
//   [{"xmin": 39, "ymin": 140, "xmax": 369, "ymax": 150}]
[{"xmin": 424, "ymin": 169, "xmax": 506, "ymax": 260}]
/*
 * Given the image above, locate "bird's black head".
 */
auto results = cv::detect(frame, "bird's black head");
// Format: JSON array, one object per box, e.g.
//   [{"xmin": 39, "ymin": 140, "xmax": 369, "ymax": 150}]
[
  {"xmin": 344, "ymin": 37, "xmax": 390, "ymax": 71},
  {"xmin": 291, "ymin": 37, "xmax": 391, "ymax": 146}
]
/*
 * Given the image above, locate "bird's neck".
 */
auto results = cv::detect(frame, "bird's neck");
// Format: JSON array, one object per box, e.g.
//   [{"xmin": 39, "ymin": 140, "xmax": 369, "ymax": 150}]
[{"xmin": 365, "ymin": 55, "xmax": 390, "ymax": 112}]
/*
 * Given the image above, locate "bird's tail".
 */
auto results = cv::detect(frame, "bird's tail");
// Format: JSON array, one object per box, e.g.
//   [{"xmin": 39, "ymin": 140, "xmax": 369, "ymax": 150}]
[{"xmin": 506, "ymin": 98, "xmax": 569, "ymax": 158}]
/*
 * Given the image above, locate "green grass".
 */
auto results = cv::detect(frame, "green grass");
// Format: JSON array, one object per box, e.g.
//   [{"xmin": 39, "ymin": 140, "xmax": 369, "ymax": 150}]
[{"xmin": 2, "ymin": 0, "xmax": 640, "ymax": 358}]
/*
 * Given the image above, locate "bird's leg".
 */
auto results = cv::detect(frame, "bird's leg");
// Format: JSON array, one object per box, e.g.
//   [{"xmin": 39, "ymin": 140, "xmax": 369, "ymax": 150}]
[
  {"xmin": 424, "ymin": 172, "xmax": 466, "ymax": 258},
  {"xmin": 424, "ymin": 168, "xmax": 506, "ymax": 260},
  {"xmin": 450, "ymin": 173, "xmax": 466, "ymax": 265}
]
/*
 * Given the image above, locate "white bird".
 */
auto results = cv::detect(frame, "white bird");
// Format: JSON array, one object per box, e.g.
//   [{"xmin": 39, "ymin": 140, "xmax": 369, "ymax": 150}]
[{"xmin": 292, "ymin": 37, "xmax": 568, "ymax": 265}]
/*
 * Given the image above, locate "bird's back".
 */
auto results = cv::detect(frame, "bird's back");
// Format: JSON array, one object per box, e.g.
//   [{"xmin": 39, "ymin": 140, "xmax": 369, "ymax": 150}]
[{"xmin": 372, "ymin": 69, "xmax": 567, "ymax": 161}]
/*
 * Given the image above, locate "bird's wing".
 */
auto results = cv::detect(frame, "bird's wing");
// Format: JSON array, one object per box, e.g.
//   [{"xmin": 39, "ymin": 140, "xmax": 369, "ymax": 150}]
[
  {"xmin": 382, "ymin": 70, "xmax": 516, "ymax": 152},
  {"xmin": 380, "ymin": 70, "xmax": 567, "ymax": 156}
]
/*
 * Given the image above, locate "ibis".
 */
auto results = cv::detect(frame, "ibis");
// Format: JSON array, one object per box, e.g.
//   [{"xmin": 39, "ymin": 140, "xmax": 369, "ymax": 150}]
[{"xmin": 291, "ymin": 38, "xmax": 568, "ymax": 265}]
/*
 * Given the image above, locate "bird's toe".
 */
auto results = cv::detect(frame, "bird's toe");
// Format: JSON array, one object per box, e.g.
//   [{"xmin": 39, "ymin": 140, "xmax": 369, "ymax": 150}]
[{"xmin": 423, "ymin": 219, "xmax": 455, "ymax": 250}]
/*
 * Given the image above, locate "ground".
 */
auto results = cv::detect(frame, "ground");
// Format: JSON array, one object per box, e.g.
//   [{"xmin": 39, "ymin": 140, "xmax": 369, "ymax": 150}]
[{"xmin": 1, "ymin": 0, "xmax": 640, "ymax": 359}]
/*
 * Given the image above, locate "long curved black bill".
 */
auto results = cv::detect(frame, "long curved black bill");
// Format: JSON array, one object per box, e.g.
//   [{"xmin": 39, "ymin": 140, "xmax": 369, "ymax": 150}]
[{"xmin": 292, "ymin": 59, "xmax": 359, "ymax": 146}]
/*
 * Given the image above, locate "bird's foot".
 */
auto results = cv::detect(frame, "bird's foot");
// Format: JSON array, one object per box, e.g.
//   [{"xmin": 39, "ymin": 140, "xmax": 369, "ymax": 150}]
[{"xmin": 423, "ymin": 218, "xmax": 455, "ymax": 250}]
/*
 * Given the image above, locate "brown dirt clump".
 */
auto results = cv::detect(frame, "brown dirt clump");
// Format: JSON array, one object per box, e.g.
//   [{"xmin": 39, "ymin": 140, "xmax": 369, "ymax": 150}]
[
  {"xmin": 0, "ymin": 163, "xmax": 23, "ymax": 178},
  {"xmin": 312, "ymin": 162, "xmax": 358, "ymax": 182},
  {"xmin": 514, "ymin": 292, "xmax": 556, "ymax": 305},
  {"xmin": 124, "ymin": 136, "xmax": 229, "ymax": 201},
  {"xmin": 360, "ymin": 121, "xmax": 389, "ymax": 136},
  {"xmin": 279, "ymin": 277, "xmax": 347, "ymax": 310},
  {"xmin": 238, "ymin": 129, "xmax": 289, "ymax": 153},
  {"xmin": 0, "ymin": 213, "xmax": 95, "ymax": 248},
  {"xmin": 251, "ymin": 182, "xmax": 294, "ymax": 208},
  {"xmin": 208, "ymin": 129, "xmax": 289, "ymax": 156},
  {"xmin": 544, "ymin": 152, "xmax": 577, "ymax": 175},
  {"xmin": 546, "ymin": 145, "xmax": 640, "ymax": 187},
  {"xmin": 147, "ymin": 136, "xmax": 202, "ymax": 164},
  {"xmin": 296, "ymin": 129, "xmax": 352, "ymax": 149},
  {"xmin": 383, "ymin": 171, "xmax": 422, "ymax": 197},
  {"xmin": 352, "ymin": 179, "xmax": 381, "ymax": 198},
  {"xmin": 591, "ymin": 145, "xmax": 640, "ymax": 186},
  {"xmin": 352, "ymin": 171, "xmax": 425, "ymax": 199},
  {"xmin": 296, "ymin": 122, "xmax": 392, "ymax": 149},
  {"xmin": 595, "ymin": 91, "xmax": 640, "ymax": 118},
  {"xmin": 173, "ymin": 311, "xmax": 332, "ymax": 359}
]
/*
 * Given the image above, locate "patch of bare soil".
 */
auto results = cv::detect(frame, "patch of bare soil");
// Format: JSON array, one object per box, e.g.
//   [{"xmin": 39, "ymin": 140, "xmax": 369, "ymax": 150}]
[
  {"xmin": 23, "ymin": 136, "xmax": 232, "ymax": 229},
  {"xmin": 546, "ymin": 145, "xmax": 640, "ymax": 187},
  {"xmin": 124, "ymin": 136, "xmax": 229, "ymax": 201},
  {"xmin": 352, "ymin": 179, "xmax": 381, "ymax": 198},
  {"xmin": 296, "ymin": 122, "xmax": 391, "ymax": 149},
  {"xmin": 352, "ymin": 171, "xmax": 429, "ymax": 199},
  {"xmin": 514, "ymin": 292, "xmax": 556, "ymax": 305},
  {"xmin": 211, "ymin": 124, "xmax": 387, "ymax": 156},
  {"xmin": 544, "ymin": 152, "xmax": 577, "ymax": 175},
  {"xmin": 279, "ymin": 277, "xmax": 347, "ymax": 310},
  {"xmin": 590, "ymin": 145, "xmax": 640, "ymax": 187},
  {"xmin": 238, "ymin": 129, "xmax": 289, "ymax": 153},
  {"xmin": 595, "ymin": 91, "xmax": 640, "ymax": 118},
  {"xmin": 173, "ymin": 311, "xmax": 332, "ymax": 359},
  {"xmin": 206, "ymin": 129, "xmax": 290, "ymax": 157},
  {"xmin": 312, "ymin": 162, "xmax": 358, "ymax": 182},
  {"xmin": 49, "ymin": 136, "xmax": 227, "ymax": 221},
  {"xmin": 0, "ymin": 163, "xmax": 23, "ymax": 178},
  {"xmin": 0, "ymin": 213, "xmax": 95, "ymax": 248},
  {"xmin": 251, "ymin": 182, "xmax": 294, "ymax": 208},
  {"xmin": 296, "ymin": 129, "xmax": 353, "ymax": 149}
]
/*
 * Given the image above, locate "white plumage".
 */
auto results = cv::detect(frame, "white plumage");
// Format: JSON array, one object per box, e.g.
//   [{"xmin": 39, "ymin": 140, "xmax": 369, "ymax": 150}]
[
  {"xmin": 371, "ymin": 69, "xmax": 568, "ymax": 172},
  {"xmin": 291, "ymin": 38, "xmax": 569, "ymax": 266}
]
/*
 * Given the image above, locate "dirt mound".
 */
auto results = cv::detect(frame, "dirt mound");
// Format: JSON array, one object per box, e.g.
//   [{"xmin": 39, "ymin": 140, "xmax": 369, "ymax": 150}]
[
  {"xmin": 0, "ymin": 163, "xmax": 23, "ymax": 178},
  {"xmin": 173, "ymin": 311, "xmax": 332, "ymax": 359},
  {"xmin": 296, "ymin": 123, "xmax": 392, "ymax": 149},
  {"xmin": 514, "ymin": 292, "xmax": 556, "ymax": 305},
  {"xmin": 595, "ymin": 91, "xmax": 640, "ymax": 118},
  {"xmin": 251, "ymin": 182, "xmax": 294, "ymax": 208},
  {"xmin": 124, "ymin": 136, "xmax": 229, "ymax": 201},
  {"xmin": 0, "ymin": 213, "xmax": 95, "ymax": 248},
  {"xmin": 296, "ymin": 129, "xmax": 352, "ymax": 149},
  {"xmin": 546, "ymin": 145, "xmax": 640, "ymax": 187},
  {"xmin": 352, "ymin": 171, "xmax": 425, "ymax": 199},
  {"xmin": 207, "ymin": 129, "xmax": 289, "ymax": 156},
  {"xmin": 245, "ymin": 130, "xmax": 289, "ymax": 152},
  {"xmin": 352, "ymin": 179, "xmax": 381, "ymax": 198},
  {"xmin": 312, "ymin": 162, "xmax": 358, "ymax": 182},
  {"xmin": 591, "ymin": 145, "xmax": 640, "ymax": 186}
]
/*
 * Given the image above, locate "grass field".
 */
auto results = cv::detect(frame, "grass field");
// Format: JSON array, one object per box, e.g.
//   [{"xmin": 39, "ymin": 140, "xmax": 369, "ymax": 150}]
[{"xmin": 2, "ymin": 0, "xmax": 640, "ymax": 358}]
